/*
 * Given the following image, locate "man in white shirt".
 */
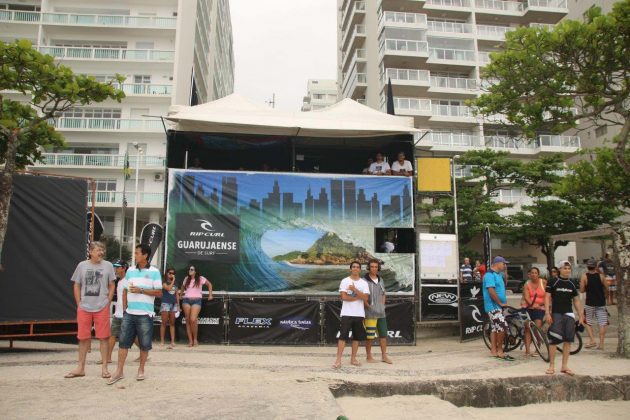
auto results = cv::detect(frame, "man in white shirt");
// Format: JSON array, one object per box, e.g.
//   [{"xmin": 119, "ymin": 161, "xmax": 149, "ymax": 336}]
[
  {"xmin": 391, "ymin": 152, "xmax": 413, "ymax": 176},
  {"xmin": 332, "ymin": 261, "xmax": 370, "ymax": 369},
  {"xmin": 368, "ymin": 153, "xmax": 391, "ymax": 176}
]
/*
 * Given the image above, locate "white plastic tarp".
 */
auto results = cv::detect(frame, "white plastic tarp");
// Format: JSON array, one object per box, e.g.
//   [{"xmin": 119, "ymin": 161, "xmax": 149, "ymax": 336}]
[{"xmin": 165, "ymin": 93, "xmax": 419, "ymax": 138}]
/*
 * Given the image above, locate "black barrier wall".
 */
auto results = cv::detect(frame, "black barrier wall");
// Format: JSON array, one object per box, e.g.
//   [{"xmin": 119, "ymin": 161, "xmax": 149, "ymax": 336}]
[
  {"xmin": 324, "ymin": 300, "xmax": 415, "ymax": 345},
  {"xmin": 0, "ymin": 175, "xmax": 87, "ymax": 322},
  {"xmin": 420, "ymin": 286, "xmax": 459, "ymax": 321}
]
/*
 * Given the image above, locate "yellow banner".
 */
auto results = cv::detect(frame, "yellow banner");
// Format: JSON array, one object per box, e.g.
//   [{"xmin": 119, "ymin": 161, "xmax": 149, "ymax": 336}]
[{"xmin": 417, "ymin": 158, "xmax": 451, "ymax": 192}]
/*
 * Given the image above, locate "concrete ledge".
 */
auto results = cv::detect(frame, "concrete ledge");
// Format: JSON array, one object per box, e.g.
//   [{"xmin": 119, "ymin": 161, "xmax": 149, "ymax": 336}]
[{"xmin": 330, "ymin": 375, "xmax": 630, "ymax": 408}]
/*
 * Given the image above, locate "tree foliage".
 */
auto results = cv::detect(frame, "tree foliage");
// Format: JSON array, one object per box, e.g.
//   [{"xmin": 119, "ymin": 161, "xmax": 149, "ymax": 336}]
[
  {"xmin": 472, "ymin": 1, "xmax": 630, "ymax": 175},
  {"xmin": 0, "ymin": 40, "xmax": 125, "ymax": 269}
]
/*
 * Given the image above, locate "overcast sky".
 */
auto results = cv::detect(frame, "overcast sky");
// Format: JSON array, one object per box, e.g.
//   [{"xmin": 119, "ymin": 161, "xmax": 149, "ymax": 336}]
[{"xmin": 229, "ymin": 0, "xmax": 337, "ymax": 111}]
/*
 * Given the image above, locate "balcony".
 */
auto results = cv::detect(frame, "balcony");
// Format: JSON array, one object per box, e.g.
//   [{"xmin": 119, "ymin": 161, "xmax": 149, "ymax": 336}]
[
  {"xmin": 538, "ymin": 135, "xmax": 580, "ymax": 153},
  {"xmin": 383, "ymin": 68, "xmax": 430, "ymax": 95},
  {"xmin": 41, "ymin": 12, "xmax": 176, "ymax": 28},
  {"xmin": 476, "ymin": 24, "xmax": 512, "ymax": 40},
  {"xmin": 379, "ymin": 11, "xmax": 427, "ymax": 30},
  {"xmin": 429, "ymin": 76, "xmax": 477, "ymax": 93},
  {"xmin": 341, "ymin": 1, "xmax": 366, "ymax": 32},
  {"xmin": 431, "ymin": 104, "xmax": 476, "ymax": 122},
  {"xmin": 89, "ymin": 191, "xmax": 164, "ymax": 208},
  {"xmin": 39, "ymin": 46, "xmax": 175, "ymax": 62},
  {"xmin": 380, "ymin": 39, "xmax": 429, "ymax": 67},
  {"xmin": 427, "ymin": 132, "xmax": 482, "ymax": 151},
  {"xmin": 484, "ymin": 136, "xmax": 539, "ymax": 154},
  {"xmin": 428, "ymin": 48, "xmax": 476, "ymax": 65},
  {"xmin": 391, "ymin": 97, "xmax": 431, "ymax": 116},
  {"xmin": 51, "ymin": 118, "xmax": 163, "ymax": 132},
  {"xmin": 524, "ymin": 0, "xmax": 568, "ymax": 22},
  {"xmin": 475, "ymin": 0, "xmax": 524, "ymax": 14},
  {"xmin": 342, "ymin": 48, "xmax": 366, "ymax": 73},
  {"xmin": 425, "ymin": 0, "xmax": 472, "ymax": 9},
  {"xmin": 113, "ymin": 83, "xmax": 172, "ymax": 96},
  {"xmin": 0, "ymin": 9, "xmax": 40, "ymax": 23},
  {"xmin": 342, "ymin": 66, "xmax": 367, "ymax": 99},
  {"xmin": 342, "ymin": 23, "xmax": 366, "ymax": 52},
  {"xmin": 32, "ymin": 153, "xmax": 166, "ymax": 169},
  {"xmin": 478, "ymin": 51, "xmax": 492, "ymax": 66},
  {"xmin": 427, "ymin": 20, "xmax": 474, "ymax": 35}
]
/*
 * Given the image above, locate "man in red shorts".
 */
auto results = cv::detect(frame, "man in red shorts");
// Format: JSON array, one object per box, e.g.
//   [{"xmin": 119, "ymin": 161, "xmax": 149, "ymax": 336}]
[{"xmin": 64, "ymin": 241, "xmax": 116, "ymax": 379}]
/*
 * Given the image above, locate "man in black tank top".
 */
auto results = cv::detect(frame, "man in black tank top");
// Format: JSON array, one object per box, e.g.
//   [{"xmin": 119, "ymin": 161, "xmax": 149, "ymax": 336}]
[{"xmin": 580, "ymin": 259, "xmax": 609, "ymax": 350}]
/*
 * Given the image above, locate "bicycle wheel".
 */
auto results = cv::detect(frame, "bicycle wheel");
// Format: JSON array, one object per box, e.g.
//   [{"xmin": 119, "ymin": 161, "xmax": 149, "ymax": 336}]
[
  {"xmin": 504, "ymin": 319, "xmax": 522, "ymax": 352},
  {"xmin": 482, "ymin": 320, "xmax": 492, "ymax": 350},
  {"xmin": 556, "ymin": 332, "xmax": 583, "ymax": 355},
  {"xmin": 529, "ymin": 323, "xmax": 550, "ymax": 362}
]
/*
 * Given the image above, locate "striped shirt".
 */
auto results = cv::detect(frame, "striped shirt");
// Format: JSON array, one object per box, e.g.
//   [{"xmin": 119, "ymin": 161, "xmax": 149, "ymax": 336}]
[{"xmin": 124, "ymin": 266, "xmax": 162, "ymax": 316}]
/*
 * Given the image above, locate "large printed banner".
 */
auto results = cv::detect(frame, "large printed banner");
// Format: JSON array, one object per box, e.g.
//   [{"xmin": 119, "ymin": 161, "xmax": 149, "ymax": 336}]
[
  {"xmin": 227, "ymin": 300, "xmax": 320, "ymax": 344},
  {"xmin": 166, "ymin": 170, "xmax": 415, "ymax": 294},
  {"xmin": 459, "ymin": 282, "xmax": 486, "ymax": 342},
  {"xmin": 324, "ymin": 300, "xmax": 415, "ymax": 345}
]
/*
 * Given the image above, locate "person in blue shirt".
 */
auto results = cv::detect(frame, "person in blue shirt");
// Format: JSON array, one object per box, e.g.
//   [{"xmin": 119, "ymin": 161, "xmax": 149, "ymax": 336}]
[{"xmin": 482, "ymin": 256, "xmax": 514, "ymax": 361}]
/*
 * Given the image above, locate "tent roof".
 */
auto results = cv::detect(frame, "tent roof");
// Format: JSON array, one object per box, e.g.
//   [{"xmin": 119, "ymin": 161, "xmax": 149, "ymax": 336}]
[{"xmin": 165, "ymin": 93, "xmax": 419, "ymax": 138}]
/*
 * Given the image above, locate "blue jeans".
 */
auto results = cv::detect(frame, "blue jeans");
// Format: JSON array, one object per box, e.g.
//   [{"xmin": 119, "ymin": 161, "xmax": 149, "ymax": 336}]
[{"xmin": 119, "ymin": 312, "xmax": 154, "ymax": 351}]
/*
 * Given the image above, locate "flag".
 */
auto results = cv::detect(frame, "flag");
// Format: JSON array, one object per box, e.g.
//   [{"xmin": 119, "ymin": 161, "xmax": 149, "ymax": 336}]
[
  {"xmin": 483, "ymin": 226, "xmax": 491, "ymax": 269},
  {"xmin": 386, "ymin": 77, "xmax": 395, "ymax": 115},
  {"xmin": 123, "ymin": 152, "xmax": 132, "ymax": 180}
]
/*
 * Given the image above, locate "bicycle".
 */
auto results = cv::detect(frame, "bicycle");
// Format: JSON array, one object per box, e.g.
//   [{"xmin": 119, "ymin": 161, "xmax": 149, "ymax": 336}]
[
  {"xmin": 545, "ymin": 318, "xmax": 583, "ymax": 355},
  {"xmin": 482, "ymin": 306, "xmax": 550, "ymax": 362}
]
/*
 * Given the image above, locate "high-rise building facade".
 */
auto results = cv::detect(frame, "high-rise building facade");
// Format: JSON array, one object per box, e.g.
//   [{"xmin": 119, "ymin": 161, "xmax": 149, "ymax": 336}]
[
  {"xmin": 338, "ymin": 0, "xmax": 582, "ymax": 266},
  {"xmin": 1, "ymin": 0, "xmax": 234, "ymax": 262},
  {"xmin": 301, "ymin": 79, "xmax": 338, "ymax": 111}
]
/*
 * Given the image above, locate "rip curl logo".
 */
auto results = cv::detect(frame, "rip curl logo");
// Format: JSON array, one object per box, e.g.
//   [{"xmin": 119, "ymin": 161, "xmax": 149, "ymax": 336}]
[{"xmin": 197, "ymin": 219, "xmax": 214, "ymax": 232}]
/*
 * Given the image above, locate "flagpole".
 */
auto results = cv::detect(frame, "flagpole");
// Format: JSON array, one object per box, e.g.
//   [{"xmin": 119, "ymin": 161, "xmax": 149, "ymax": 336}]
[
  {"xmin": 131, "ymin": 144, "xmax": 142, "ymax": 265},
  {"xmin": 119, "ymin": 152, "xmax": 128, "ymax": 259}
]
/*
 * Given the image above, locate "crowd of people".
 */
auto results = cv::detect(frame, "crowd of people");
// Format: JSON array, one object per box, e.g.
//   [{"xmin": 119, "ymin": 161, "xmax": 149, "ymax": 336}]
[
  {"xmin": 362, "ymin": 152, "xmax": 413, "ymax": 176},
  {"xmin": 477, "ymin": 253, "xmax": 615, "ymax": 376}
]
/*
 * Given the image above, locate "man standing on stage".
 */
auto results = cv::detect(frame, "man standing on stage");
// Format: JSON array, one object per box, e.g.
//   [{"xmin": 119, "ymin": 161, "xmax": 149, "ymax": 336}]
[
  {"xmin": 364, "ymin": 259, "xmax": 392, "ymax": 364},
  {"xmin": 333, "ymin": 261, "xmax": 370, "ymax": 369},
  {"xmin": 65, "ymin": 241, "xmax": 116, "ymax": 379},
  {"xmin": 108, "ymin": 244, "xmax": 162, "ymax": 384}
]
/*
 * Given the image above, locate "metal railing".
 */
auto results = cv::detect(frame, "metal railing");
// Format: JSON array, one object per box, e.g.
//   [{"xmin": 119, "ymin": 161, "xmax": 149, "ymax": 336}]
[
  {"xmin": 41, "ymin": 12, "xmax": 176, "ymax": 28},
  {"xmin": 484, "ymin": 136, "xmax": 538, "ymax": 150},
  {"xmin": 113, "ymin": 83, "xmax": 172, "ymax": 95},
  {"xmin": 432, "ymin": 104, "xmax": 473, "ymax": 117},
  {"xmin": 530, "ymin": 23, "xmax": 556, "ymax": 30},
  {"xmin": 425, "ymin": 0, "xmax": 471, "ymax": 7},
  {"xmin": 475, "ymin": 0, "xmax": 524, "ymax": 12},
  {"xmin": 385, "ymin": 68, "xmax": 430, "ymax": 83},
  {"xmin": 538, "ymin": 135, "xmax": 580, "ymax": 148},
  {"xmin": 478, "ymin": 51, "xmax": 492, "ymax": 64},
  {"xmin": 476, "ymin": 24, "xmax": 512, "ymax": 38},
  {"xmin": 393, "ymin": 97, "xmax": 431, "ymax": 112},
  {"xmin": 50, "ymin": 118, "xmax": 163, "ymax": 131},
  {"xmin": 0, "ymin": 9, "xmax": 40, "ymax": 22},
  {"xmin": 429, "ymin": 48, "xmax": 476, "ymax": 61},
  {"xmin": 39, "ymin": 46, "xmax": 175, "ymax": 61},
  {"xmin": 430, "ymin": 132, "xmax": 481, "ymax": 147},
  {"xmin": 430, "ymin": 76, "xmax": 477, "ymax": 90},
  {"xmin": 526, "ymin": 0, "xmax": 567, "ymax": 9},
  {"xmin": 427, "ymin": 20, "xmax": 473, "ymax": 34},
  {"xmin": 90, "ymin": 191, "xmax": 164, "ymax": 206},
  {"xmin": 382, "ymin": 39, "xmax": 429, "ymax": 54},
  {"xmin": 381, "ymin": 11, "xmax": 427, "ymax": 26},
  {"xmin": 35, "ymin": 153, "xmax": 165, "ymax": 168}
]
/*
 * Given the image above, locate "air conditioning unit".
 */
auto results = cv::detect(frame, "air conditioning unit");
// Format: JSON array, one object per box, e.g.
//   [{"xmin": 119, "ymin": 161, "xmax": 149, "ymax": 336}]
[{"xmin": 154, "ymin": 173, "xmax": 164, "ymax": 182}]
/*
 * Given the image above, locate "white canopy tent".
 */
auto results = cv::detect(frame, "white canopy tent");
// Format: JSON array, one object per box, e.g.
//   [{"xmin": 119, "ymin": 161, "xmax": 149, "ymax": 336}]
[{"xmin": 165, "ymin": 93, "xmax": 419, "ymax": 138}]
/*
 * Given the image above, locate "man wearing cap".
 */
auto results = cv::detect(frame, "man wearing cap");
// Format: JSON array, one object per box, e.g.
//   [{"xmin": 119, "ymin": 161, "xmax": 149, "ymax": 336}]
[
  {"xmin": 482, "ymin": 256, "xmax": 514, "ymax": 361},
  {"xmin": 105, "ymin": 260, "xmax": 129, "ymax": 364},
  {"xmin": 580, "ymin": 258, "xmax": 608, "ymax": 350},
  {"xmin": 545, "ymin": 260, "xmax": 584, "ymax": 375}
]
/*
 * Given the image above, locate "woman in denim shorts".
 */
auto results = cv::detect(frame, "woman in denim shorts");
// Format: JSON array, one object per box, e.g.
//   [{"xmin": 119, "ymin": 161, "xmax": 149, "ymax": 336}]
[
  {"xmin": 180, "ymin": 265, "xmax": 213, "ymax": 347},
  {"xmin": 160, "ymin": 267, "xmax": 179, "ymax": 348}
]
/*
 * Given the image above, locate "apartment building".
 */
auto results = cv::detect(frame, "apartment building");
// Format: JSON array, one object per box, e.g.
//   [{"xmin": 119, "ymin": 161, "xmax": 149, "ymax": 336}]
[
  {"xmin": 301, "ymin": 79, "xmax": 339, "ymax": 111},
  {"xmin": 337, "ymin": 0, "xmax": 580, "ymax": 268},
  {"xmin": 1, "ymin": 0, "xmax": 234, "ymax": 262}
]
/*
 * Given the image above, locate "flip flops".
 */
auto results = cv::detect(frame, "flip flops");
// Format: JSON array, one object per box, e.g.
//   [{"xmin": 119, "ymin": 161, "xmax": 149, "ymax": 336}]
[
  {"xmin": 497, "ymin": 354, "xmax": 515, "ymax": 361},
  {"xmin": 136, "ymin": 373, "xmax": 145, "ymax": 381},
  {"xmin": 585, "ymin": 343, "xmax": 597, "ymax": 349},
  {"xmin": 106, "ymin": 376, "xmax": 124, "ymax": 385},
  {"xmin": 561, "ymin": 369, "xmax": 575, "ymax": 376},
  {"xmin": 63, "ymin": 372, "xmax": 85, "ymax": 379}
]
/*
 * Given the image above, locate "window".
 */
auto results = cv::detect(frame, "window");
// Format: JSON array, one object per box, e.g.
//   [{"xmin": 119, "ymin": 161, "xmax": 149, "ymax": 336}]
[
  {"xmin": 595, "ymin": 125, "xmax": 608, "ymax": 138},
  {"xmin": 133, "ymin": 75, "xmax": 151, "ymax": 84},
  {"xmin": 95, "ymin": 179, "xmax": 117, "ymax": 191}
]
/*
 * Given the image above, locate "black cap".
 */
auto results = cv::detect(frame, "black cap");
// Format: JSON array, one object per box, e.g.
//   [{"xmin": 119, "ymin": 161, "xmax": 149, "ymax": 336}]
[{"xmin": 112, "ymin": 259, "xmax": 129, "ymax": 268}]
